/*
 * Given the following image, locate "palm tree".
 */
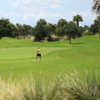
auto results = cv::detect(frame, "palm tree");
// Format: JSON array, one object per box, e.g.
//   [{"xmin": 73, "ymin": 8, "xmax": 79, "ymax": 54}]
[
  {"xmin": 73, "ymin": 15, "xmax": 83, "ymax": 27},
  {"xmin": 93, "ymin": 0, "xmax": 100, "ymax": 14},
  {"xmin": 57, "ymin": 18, "xmax": 67, "ymax": 27}
]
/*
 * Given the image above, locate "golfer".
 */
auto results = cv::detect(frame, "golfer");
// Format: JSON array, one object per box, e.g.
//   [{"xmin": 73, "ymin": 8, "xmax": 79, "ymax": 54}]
[{"xmin": 36, "ymin": 47, "xmax": 41, "ymax": 60}]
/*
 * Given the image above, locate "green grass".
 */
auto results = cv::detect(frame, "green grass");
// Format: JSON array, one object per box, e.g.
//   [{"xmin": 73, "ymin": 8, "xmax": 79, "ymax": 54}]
[{"xmin": 0, "ymin": 36, "xmax": 100, "ymax": 80}]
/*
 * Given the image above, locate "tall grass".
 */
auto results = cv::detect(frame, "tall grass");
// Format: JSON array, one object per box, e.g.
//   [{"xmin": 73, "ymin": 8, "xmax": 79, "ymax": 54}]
[
  {"xmin": 61, "ymin": 72, "xmax": 100, "ymax": 100},
  {"xmin": 0, "ymin": 72, "xmax": 100, "ymax": 100}
]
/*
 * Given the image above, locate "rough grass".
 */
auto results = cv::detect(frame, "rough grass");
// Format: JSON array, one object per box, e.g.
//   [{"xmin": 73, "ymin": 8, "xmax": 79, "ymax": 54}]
[{"xmin": 0, "ymin": 72, "xmax": 100, "ymax": 100}]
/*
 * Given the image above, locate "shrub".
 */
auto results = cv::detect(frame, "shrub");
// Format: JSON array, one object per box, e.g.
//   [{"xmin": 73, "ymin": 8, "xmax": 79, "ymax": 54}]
[
  {"xmin": 63, "ymin": 35, "xmax": 69, "ymax": 40},
  {"xmin": 30, "ymin": 36, "xmax": 35, "ymax": 42},
  {"xmin": 95, "ymin": 33, "xmax": 100, "ymax": 37},
  {"xmin": 51, "ymin": 35, "xmax": 60, "ymax": 41},
  {"xmin": 83, "ymin": 31, "xmax": 93, "ymax": 36},
  {"xmin": 16, "ymin": 36, "xmax": 25, "ymax": 39}
]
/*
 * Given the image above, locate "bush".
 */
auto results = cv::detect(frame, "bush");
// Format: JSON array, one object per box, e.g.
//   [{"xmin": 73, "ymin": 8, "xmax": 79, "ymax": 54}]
[
  {"xmin": 95, "ymin": 33, "xmax": 100, "ymax": 37},
  {"xmin": 63, "ymin": 35, "xmax": 69, "ymax": 40},
  {"xmin": 51, "ymin": 35, "xmax": 60, "ymax": 41},
  {"xmin": 16, "ymin": 36, "xmax": 25, "ymax": 39},
  {"xmin": 44, "ymin": 36, "xmax": 54, "ymax": 42},
  {"xmin": 83, "ymin": 31, "xmax": 93, "ymax": 36},
  {"xmin": 30, "ymin": 36, "xmax": 35, "ymax": 42}
]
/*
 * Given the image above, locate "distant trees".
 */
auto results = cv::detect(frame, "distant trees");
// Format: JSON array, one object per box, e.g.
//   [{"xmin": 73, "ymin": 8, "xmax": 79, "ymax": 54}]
[
  {"xmin": 0, "ymin": 17, "xmax": 84, "ymax": 43},
  {"xmin": 90, "ymin": 16, "xmax": 100, "ymax": 34},
  {"xmin": 1, "ymin": 0, "xmax": 100, "ymax": 40},
  {"xmin": 92, "ymin": 0, "xmax": 100, "ymax": 35},
  {"xmin": 34, "ymin": 19, "xmax": 48, "ymax": 41},
  {"xmin": 16, "ymin": 24, "xmax": 24, "ymax": 36},
  {"xmin": 46, "ymin": 23, "xmax": 56, "ymax": 35},
  {"xmin": 0, "ymin": 19, "xmax": 14, "ymax": 38},
  {"xmin": 56, "ymin": 19, "xmax": 68, "ymax": 36},
  {"xmin": 0, "ymin": 0, "xmax": 100, "ymax": 41},
  {"xmin": 57, "ymin": 19, "xmax": 67, "ymax": 27},
  {"xmin": 73, "ymin": 15, "xmax": 83, "ymax": 27},
  {"xmin": 1, "ymin": 14, "xmax": 98, "ymax": 42},
  {"xmin": 15, "ymin": 24, "xmax": 34, "ymax": 37},
  {"xmin": 46, "ymin": 23, "xmax": 56, "ymax": 41},
  {"xmin": 22, "ymin": 24, "xmax": 33, "ymax": 36},
  {"xmin": 93, "ymin": 0, "xmax": 100, "ymax": 14},
  {"xmin": 65, "ymin": 21, "xmax": 81, "ymax": 44},
  {"xmin": 56, "ymin": 19, "xmax": 82, "ymax": 43}
]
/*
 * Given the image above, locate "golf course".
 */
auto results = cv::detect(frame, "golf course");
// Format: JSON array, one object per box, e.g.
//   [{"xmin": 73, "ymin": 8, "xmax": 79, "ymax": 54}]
[
  {"xmin": 0, "ymin": 36, "xmax": 100, "ymax": 80},
  {"xmin": 1, "ymin": 0, "xmax": 100, "ymax": 99}
]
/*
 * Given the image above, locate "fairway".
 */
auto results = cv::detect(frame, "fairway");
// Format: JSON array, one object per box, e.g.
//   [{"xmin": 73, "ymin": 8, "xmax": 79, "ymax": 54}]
[{"xmin": 0, "ymin": 36, "xmax": 100, "ymax": 80}]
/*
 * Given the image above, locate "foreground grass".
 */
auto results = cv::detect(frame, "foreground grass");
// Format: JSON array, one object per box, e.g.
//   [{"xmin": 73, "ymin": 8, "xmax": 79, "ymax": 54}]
[{"xmin": 0, "ymin": 72, "xmax": 100, "ymax": 100}]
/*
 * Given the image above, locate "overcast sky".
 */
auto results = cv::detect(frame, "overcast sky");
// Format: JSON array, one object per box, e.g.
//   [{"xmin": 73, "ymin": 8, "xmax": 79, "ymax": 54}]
[{"xmin": 0, "ymin": 0, "xmax": 97, "ymax": 26}]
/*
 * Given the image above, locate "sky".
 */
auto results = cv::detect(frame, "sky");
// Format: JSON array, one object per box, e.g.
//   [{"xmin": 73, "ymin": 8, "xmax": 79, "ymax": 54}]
[{"xmin": 0, "ymin": 0, "xmax": 97, "ymax": 26}]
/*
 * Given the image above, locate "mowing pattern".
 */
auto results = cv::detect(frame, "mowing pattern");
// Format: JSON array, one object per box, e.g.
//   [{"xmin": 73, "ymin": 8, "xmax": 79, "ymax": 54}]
[
  {"xmin": 0, "ymin": 47, "xmax": 67, "ymax": 60},
  {"xmin": 0, "ymin": 36, "xmax": 100, "ymax": 80}
]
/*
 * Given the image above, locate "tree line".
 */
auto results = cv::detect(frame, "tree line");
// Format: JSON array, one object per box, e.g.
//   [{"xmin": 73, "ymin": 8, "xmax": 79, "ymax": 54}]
[{"xmin": 0, "ymin": 14, "xmax": 100, "ymax": 42}]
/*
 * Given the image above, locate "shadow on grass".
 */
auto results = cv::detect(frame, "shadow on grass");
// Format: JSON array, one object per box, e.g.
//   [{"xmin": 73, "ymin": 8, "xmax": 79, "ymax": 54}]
[
  {"xmin": 69, "ymin": 42, "xmax": 85, "ymax": 47},
  {"xmin": 71, "ymin": 42, "xmax": 84, "ymax": 45}
]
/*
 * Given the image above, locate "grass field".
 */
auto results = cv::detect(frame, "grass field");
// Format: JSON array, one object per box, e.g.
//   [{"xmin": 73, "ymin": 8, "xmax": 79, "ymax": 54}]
[{"xmin": 0, "ymin": 36, "xmax": 100, "ymax": 80}]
